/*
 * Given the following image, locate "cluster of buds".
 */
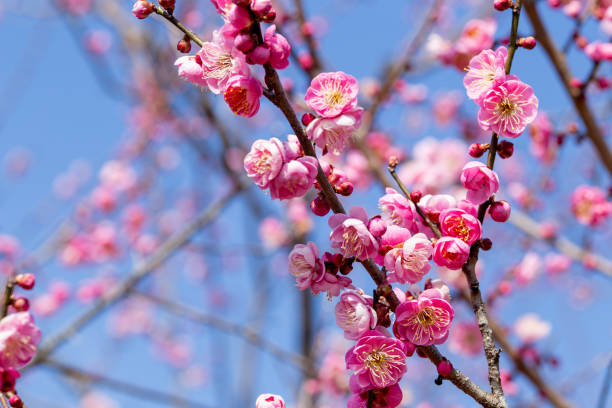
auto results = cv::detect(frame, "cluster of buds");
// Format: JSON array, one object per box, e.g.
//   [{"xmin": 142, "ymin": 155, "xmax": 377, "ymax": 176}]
[{"xmin": 10, "ymin": 274, "xmax": 35, "ymax": 313}]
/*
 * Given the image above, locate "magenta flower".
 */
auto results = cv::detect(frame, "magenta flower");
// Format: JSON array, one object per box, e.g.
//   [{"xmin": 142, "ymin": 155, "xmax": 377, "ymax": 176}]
[
  {"xmin": 433, "ymin": 237, "xmax": 470, "ymax": 270},
  {"xmin": 305, "ymin": 72, "xmax": 359, "ymax": 118},
  {"xmin": 329, "ymin": 207, "xmax": 379, "ymax": 261},
  {"xmin": 174, "ymin": 56, "xmax": 208, "ymax": 88},
  {"xmin": 393, "ymin": 289, "xmax": 454, "ymax": 346},
  {"xmin": 306, "ymin": 108, "xmax": 363, "ymax": 156},
  {"xmin": 310, "ymin": 271, "xmax": 352, "ymax": 298},
  {"xmin": 288, "ymin": 242, "xmax": 325, "ymax": 290},
  {"xmin": 345, "ymin": 330, "xmax": 407, "ymax": 389},
  {"xmin": 374, "ymin": 225, "xmax": 412, "ymax": 266},
  {"xmin": 223, "ymin": 75, "xmax": 262, "ymax": 117},
  {"xmin": 209, "ymin": 0, "xmax": 233, "ymax": 19},
  {"xmin": 570, "ymin": 185, "xmax": 612, "ymax": 226},
  {"xmin": 347, "ymin": 383, "xmax": 402, "ymax": 408},
  {"xmin": 384, "ymin": 233, "xmax": 433, "ymax": 284},
  {"xmin": 243, "ymin": 138, "xmax": 285, "ymax": 189},
  {"xmin": 198, "ymin": 32, "xmax": 248, "ymax": 94},
  {"xmin": 461, "ymin": 161, "xmax": 500, "ymax": 205},
  {"xmin": 463, "ymin": 47, "xmax": 507, "ymax": 101},
  {"xmin": 335, "ymin": 290, "xmax": 377, "ymax": 340},
  {"xmin": 439, "ymin": 208, "xmax": 482, "ymax": 245},
  {"xmin": 255, "ymin": 394, "xmax": 285, "ymax": 408},
  {"xmin": 264, "ymin": 25, "xmax": 291, "ymax": 70},
  {"xmin": 0, "ymin": 312, "xmax": 42, "ymax": 369},
  {"xmin": 268, "ymin": 157, "xmax": 318, "ymax": 200},
  {"xmin": 378, "ymin": 188, "xmax": 418, "ymax": 232},
  {"xmin": 477, "ymin": 77, "xmax": 538, "ymax": 138}
]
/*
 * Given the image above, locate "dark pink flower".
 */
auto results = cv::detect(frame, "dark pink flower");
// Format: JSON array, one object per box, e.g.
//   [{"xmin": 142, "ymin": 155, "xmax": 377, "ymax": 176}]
[
  {"xmin": 384, "ymin": 233, "xmax": 433, "ymax": 284},
  {"xmin": 264, "ymin": 25, "xmax": 291, "ymax": 70},
  {"xmin": 268, "ymin": 157, "xmax": 318, "ymax": 200},
  {"xmin": 378, "ymin": 188, "xmax": 418, "ymax": 232},
  {"xmin": 243, "ymin": 138, "xmax": 285, "ymax": 189},
  {"xmin": 288, "ymin": 242, "xmax": 325, "ymax": 290},
  {"xmin": 223, "ymin": 75, "xmax": 262, "ymax": 117},
  {"xmin": 461, "ymin": 161, "xmax": 500, "ymax": 205},
  {"xmin": 433, "ymin": 237, "xmax": 470, "ymax": 270},
  {"xmin": 329, "ymin": 207, "xmax": 379, "ymax": 261},
  {"xmin": 305, "ymin": 72, "xmax": 359, "ymax": 118},
  {"xmin": 439, "ymin": 208, "xmax": 482, "ymax": 245}
]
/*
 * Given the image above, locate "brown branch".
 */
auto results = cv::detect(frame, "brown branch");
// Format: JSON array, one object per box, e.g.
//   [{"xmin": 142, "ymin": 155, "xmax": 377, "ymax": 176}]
[
  {"xmin": 152, "ymin": 5, "xmax": 203, "ymax": 47},
  {"xmin": 524, "ymin": 0, "xmax": 612, "ymax": 177}
]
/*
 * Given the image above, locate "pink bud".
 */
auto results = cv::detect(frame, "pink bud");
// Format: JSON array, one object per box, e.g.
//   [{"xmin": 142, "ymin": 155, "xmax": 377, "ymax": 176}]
[
  {"xmin": 498, "ymin": 280, "xmax": 512, "ymax": 295},
  {"xmin": 517, "ymin": 36, "xmax": 537, "ymax": 49},
  {"xmin": 251, "ymin": 0, "xmax": 272, "ymax": 15},
  {"xmin": 15, "ymin": 274, "xmax": 35, "ymax": 290},
  {"xmin": 547, "ymin": 0, "xmax": 561, "ymax": 7},
  {"xmin": 480, "ymin": 238, "xmax": 493, "ymax": 250},
  {"xmin": 497, "ymin": 140, "xmax": 514, "ymax": 159},
  {"xmin": 8, "ymin": 395, "xmax": 22, "ymax": 408},
  {"xmin": 403, "ymin": 341, "xmax": 416, "ymax": 357},
  {"xmin": 11, "ymin": 297, "xmax": 29, "ymax": 312},
  {"xmin": 368, "ymin": 216, "xmax": 387, "ymax": 237},
  {"xmin": 596, "ymin": 77, "xmax": 611, "ymax": 90},
  {"xmin": 132, "ymin": 0, "xmax": 153, "ymax": 19},
  {"xmin": 310, "ymin": 196, "xmax": 330, "ymax": 216},
  {"xmin": 437, "ymin": 359, "xmax": 453, "ymax": 377},
  {"xmin": 298, "ymin": 52, "xmax": 314, "ymax": 70},
  {"xmin": 336, "ymin": 181, "xmax": 353, "ymax": 196},
  {"xmin": 232, "ymin": 0, "xmax": 251, "ymax": 5},
  {"xmin": 468, "ymin": 143, "xmax": 487, "ymax": 158},
  {"xmin": 247, "ymin": 45, "xmax": 270, "ymax": 65},
  {"xmin": 490, "ymin": 200, "xmax": 511, "ymax": 222},
  {"xmin": 234, "ymin": 32, "xmax": 255, "ymax": 53},
  {"xmin": 301, "ymin": 113, "xmax": 315, "ymax": 126},
  {"xmin": 570, "ymin": 77, "xmax": 583, "ymax": 89},
  {"xmin": 539, "ymin": 222, "xmax": 557, "ymax": 239},
  {"xmin": 177, "ymin": 38, "xmax": 191, "ymax": 53},
  {"xmin": 409, "ymin": 190, "xmax": 422, "ymax": 203},
  {"xmin": 493, "ymin": 0, "xmax": 513, "ymax": 11},
  {"xmin": 227, "ymin": 4, "xmax": 252, "ymax": 31},
  {"xmin": 159, "ymin": 0, "xmax": 175, "ymax": 12}
]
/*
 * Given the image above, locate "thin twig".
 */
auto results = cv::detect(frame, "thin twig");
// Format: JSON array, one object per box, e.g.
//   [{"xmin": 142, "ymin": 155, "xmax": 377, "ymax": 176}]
[{"xmin": 597, "ymin": 357, "xmax": 612, "ymax": 408}]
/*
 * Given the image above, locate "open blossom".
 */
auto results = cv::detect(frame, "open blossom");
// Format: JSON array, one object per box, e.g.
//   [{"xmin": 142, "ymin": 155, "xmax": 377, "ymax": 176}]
[
  {"xmin": 374, "ymin": 225, "xmax": 412, "ymax": 266},
  {"xmin": 255, "ymin": 394, "xmax": 285, "ymax": 408},
  {"xmin": 305, "ymin": 72, "xmax": 359, "ymax": 118},
  {"xmin": 449, "ymin": 322, "xmax": 482, "ymax": 356},
  {"xmin": 174, "ymin": 56, "xmax": 208, "ymax": 88},
  {"xmin": 198, "ymin": 31, "xmax": 248, "ymax": 94},
  {"xmin": 347, "ymin": 383, "xmax": 402, "ymax": 408},
  {"xmin": 378, "ymin": 188, "xmax": 418, "ymax": 232},
  {"xmin": 345, "ymin": 330, "xmax": 407, "ymax": 389},
  {"xmin": 433, "ymin": 237, "xmax": 470, "ymax": 270},
  {"xmin": 477, "ymin": 77, "xmax": 539, "ymax": 138},
  {"xmin": 269, "ymin": 157, "xmax": 318, "ymax": 200},
  {"xmin": 570, "ymin": 185, "xmax": 612, "ymax": 226},
  {"xmin": 243, "ymin": 138, "xmax": 284, "ymax": 189},
  {"xmin": 311, "ymin": 271, "xmax": 352, "ymax": 298},
  {"xmin": 461, "ymin": 161, "xmax": 500, "ymax": 205},
  {"xmin": 288, "ymin": 242, "xmax": 324, "ymax": 290},
  {"xmin": 439, "ymin": 18, "xmax": 497, "ymax": 70},
  {"xmin": 0, "ymin": 312, "xmax": 42, "ymax": 369},
  {"xmin": 463, "ymin": 47, "xmax": 507, "ymax": 101},
  {"xmin": 384, "ymin": 233, "xmax": 433, "ymax": 284},
  {"xmin": 223, "ymin": 75, "xmax": 262, "ymax": 117},
  {"xmin": 393, "ymin": 289, "xmax": 454, "ymax": 346},
  {"xmin": 514, "ymin": 313, "xmax": 551, "ymax": 343},
  {"xmin": 514, "ymin": 252, "xmax": 541, "ymax": 286},
  {"xmin": 439, "ymin": 208, "xmax": 482, "ymax": 246},
  {"xmin": 306, "ymin": 108, "xmax": 363, "ymax": 155},
  {"xmin": 329, "ymin": 207, "xmax": 379, "ymax": 261},
  {"xmin": 335, "ymin": 290, "xmax": 377, "ymax": 340}
]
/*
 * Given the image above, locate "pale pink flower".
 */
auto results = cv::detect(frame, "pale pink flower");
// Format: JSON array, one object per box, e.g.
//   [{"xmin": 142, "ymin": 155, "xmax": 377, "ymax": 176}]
[
  {"xmin": 545, "ymin": 253, "xmax": 571, "ymax": 276},
  {"xmin": 305, "ymin": 72, "xmax": 359, "ymax": 118},
  {"xmin": 563, "ymin": 0, "xmax": 581, "ymax": 17},
  {"xmin": 571, "ymin": 185, "xmax": 612, "ymax": 226},
  {"xmin": 514, "ymin": 252, "xmax": 541, "ymax": 286},
  {"xmin": 335, "ymin": 290, "xmax": 377, "ymax": 340},
  {"xmin": 384, "ymin": 233, "xmax": 433, "ymax": 284},
  {"xmin": 439, "ymin": 208, "xmax": 482, "ymax": 245},
  {"xmin": 393, "ymin": 289, "xmax": 454, "ymax": 346},
  {"xmin": 432, "ymin": 91, "xmax": 462, "ymax": 126},
  {"xmin": 513, "ymin": 313, "xmax": 551, "ymax": 343},
  {"xmin": 198, "ymin": 31, "xmax": 248, "ymax": 94},
  {"xmin": 311, "ymin": 271, "xmax": 352, "ymax": 298},
  {"xmin": 174, "ymin": 56, "xmax": 208, "ymax": 88},
  {"xmin": 244, "ymin": 138, "xmax": 285, "ymax": 189},
  {"xmin": 433, "ymin": 237, "xmax": 470, "ymax": 270},
  {"xmin": 288, "ymin": 242, "xmax": 325, "ymax": 290},
  {"xmin": 269, "ymin": 157, "xmax": 318, "ymax": 200},
  {"xmin": 345, "ymin": 151, "xmax": 373, "ymax": 189},
  {"xmin": 255, "ymin": 394, "xmax": 285, "ymax": 408},
  {"xmin": 264, "ymin": 25, "xmax": 291, "ymax": 70},
  {"xmin": 477, "ymin": 77, "xmax": 539, "ymax": 138},
  {"xmin": 347, "ymin": 383, "xmax": 402, "ymax": 408},
  {"xmin": 258, "ymin": 217, "xmax": 289, "ymax": 250},
  {"xmin": 306, "ymin": 108, "xmax": 363, "ymax": 155},
  {"xmin": 455, "ymin": 19, "xmax": 497, "ymax": 57},
  {"xmin": 223, "ymin": 75, "xmax": 262, "ymax": 117},
  {"xmin": 449, "ymin": 322, "xmax": 482, "ymax": 356},
  {"xmin": 0, "ymin": 312, "xmax": 41, "ymax": 369},
  {"xmin": 585, "ymin": 41, "xmax": 612, "ymax": 61},
  {"xmin": 378, "ymin": 188, "xmax": 418, "ymax": 232},
  {"xmin": 463, "ymin": 47, "xmax": 507, "ymax": 101},
  {"xmin": 529, "ymin": 112, "xmax": 557, "ymax": 164},
  {"xmin": 601, "ymin": 6, "xmax": 612, "ymax": 36},
  {"xmin": 461, "ymin": 161, "xmax": 500, "ymax": 205},
  {"xmin": 329, "ymin": 207, "xmax": 379, "ymax": 261},
  {"xmin": 99, "ymin": 160, "xmax": 136, "ymax": 192},
  {"xmin": 345, "ymin": 330, "xmax": 407, "ymax": 389}
]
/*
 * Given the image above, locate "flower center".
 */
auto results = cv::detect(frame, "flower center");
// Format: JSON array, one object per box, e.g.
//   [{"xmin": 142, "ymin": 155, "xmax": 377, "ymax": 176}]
[
  {"xmin": 364, "ymin": 349, "xmax": 388, "ymax": 371},
  {"xmin": 322, "ymin": 80, "xmax": 346, "ymax": 108},
  {"xmin": 498, "ymin": 97, "xmax": 516, "ymax": 116},
  {"xmin": 224, "ymin": 86, "xmax": 250, "ymax": 116},
  {"xmin": 341, "ymin": 227, "xmax": 364, "ymax": 257},
  {"xmin": 445, "ymin": 216, "xmax": 470, "ymax": 243}
]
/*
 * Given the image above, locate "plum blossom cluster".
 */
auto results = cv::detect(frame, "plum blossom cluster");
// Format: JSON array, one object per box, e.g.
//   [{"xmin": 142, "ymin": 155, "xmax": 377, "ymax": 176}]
[
  {"xmin": 303, "ymin": 71, "xmax": 364, "ymax": 156},
  {"xmin": 464, "ymin": 47, "xmax": 539, "ymax": 138},
  {"xmin": 139, "ymin": 0, "xmax": 291, "ymax": 117}
]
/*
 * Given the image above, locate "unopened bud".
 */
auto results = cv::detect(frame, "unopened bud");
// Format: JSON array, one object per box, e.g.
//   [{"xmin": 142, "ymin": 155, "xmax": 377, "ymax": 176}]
[
  {"xmin": 490, "ymin": 200, "xmax": 511, "ymax": 222},
  {"xmin": 517, "ymin": 36, "xmax": 537, "ymax": 49},
  {"xmin": 177, "ymin": 37, "xmax": 191, "ymax": 53},
  {"xmin": 480, "ymin": 238, "xmax": 493, "ymax": 250},
  {"xmin": 469, "ymin": 143, "xmax": 488, "ymax": 158},
  {"xmin": 301, "ymin": 113, "xmax": 315, "ymax": 127},
  {"xmin": 310, "ymin": 195, "xmax": 330, "ymax": 216},
  {"xmin": 410, "ymin": 190, "xmax": 423, "ymax": 204},
  {"xmin": 15, "ymin": 273, "xmax": 35, "ymax": 290},
  {"xmin": 494, "ymin": 0, "xmax": 513, "ymax": 11},
  {"xmin": 497, "ymin": 140, "xmax": 514, "ymax": 159}
]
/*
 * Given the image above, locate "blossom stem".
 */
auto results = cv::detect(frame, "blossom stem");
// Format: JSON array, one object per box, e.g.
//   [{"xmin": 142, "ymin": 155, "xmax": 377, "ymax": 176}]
[
  {"xmin": 152, "ymin": 5, "xmax": 203, "ymax": 47},
  {"xmin": 292, "ymin": 0, "xmax": 323, "ymax": 76}
]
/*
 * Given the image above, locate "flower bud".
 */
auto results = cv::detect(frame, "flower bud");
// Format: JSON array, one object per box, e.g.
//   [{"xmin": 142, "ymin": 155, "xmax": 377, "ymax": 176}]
[
  {"xmin": 497, "ymin": 140, "xmax": 514, "ymax": 159},
  {"xmin": 468, "ymin": 143, "xmax": 487, "ymax": 158},
  {"xmin": 177, "ymin": 37, "xmax": 191, "ymax": 54},
  {"xmin": 301, "ymin": 113, "xmax": 315, "ymax": 127},
  {"xmin": 310, "ymin": 196, "xmax": 330, "ymax": 216},
  {"xmin": 494, "ymin": 0, "xmax": 513, "ymax": 11},
  {"xmin": 132, "ymin": 0, "xmax": 153, "ymax": 19},
  {"xmin": 490, "ymin": 200, "xmax": 511, "ymax": 222},
  {"xmin": 11, "ymin": 297, "xmax": 29, "ymax": 312},
  {"xmin": 409, "ymin": 190, "xmax": 422, "ymax": 203},
  {"xmin": 232, "ymin": 0, "xmax": 251, "ymax": 5},
  {"xmin": 596, "ymin": 77, "xmax": 611, "ymax": 90},
  {"xmin": 15, "ymin": 273, "xmax": 35, "ymax": 290},
  {"xmin": 336, "ymin": 181, "xmax": 354, "ymax": 196},
  {"xmin": 517, "ymin": 36, "xmax": 537, "ymax": 49},
  {"xmin": 246, "ymin": 45, "xmax": 270, "ymax": 65},
  {"xmin": 437, "ymin": 358, "xmax": 453, "ymax": 377},
  {"xmin": 234, "ymin": 32, "xmax": 256, "ymax": 53},
  {"xmin": 8, "ymin": 395, "xmax": 22, "ymax": 408},
  {"xmin": 480, "ymin": 238, "xmax": 493, "ymax": 250},
  {"xmin": 368, "ymin": 216, "xmax": 387, "ymax": 237},
  {"xmin": 159, "ymin": 0, "xmax": 175, "ymax": 12},
  {"xmin": 251, "ymin": 0, "xmax": 272, "ymax": 17}
]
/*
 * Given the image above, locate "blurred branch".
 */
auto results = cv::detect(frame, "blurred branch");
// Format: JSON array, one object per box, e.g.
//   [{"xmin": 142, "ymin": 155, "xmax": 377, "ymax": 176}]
[
  {"xmin": 597, "ymin": 357, "xmax": 612, "ymax": 408},
  {"xmin": 292, "ymin": 0, "xmax": 323, "ymax": 76}
]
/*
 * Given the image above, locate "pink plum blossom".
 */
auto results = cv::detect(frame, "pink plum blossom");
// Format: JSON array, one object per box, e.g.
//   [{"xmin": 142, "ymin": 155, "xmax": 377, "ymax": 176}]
[
  {"xmin": 255, "ymin": 394, "xmax": 285, "ymax": 408},
  {"xmin": 329, "ymin": 207, "xmax": 379, "ymax": 261},
  {"xmin": 174, "ymin": 56, "xmax": 209, "ymax": 88},
  {"xmin": 347, "ymin": 383, "xmax": 402, "ymax": 408},
  {"xmin": 439, "ymin": 208, "xmax": 482, "ymax": 245},
  {"xmin": 306, "ymin": 108, "xmax": 363, "ymax": 155},
  {"xmin": 0, "ymin": 312, "xmax": 41, "ymax": 369},
  {"xmin": 393, "ymin": 289, "xmax": 454, "ymax": 346},
  {"xmin": 449, "ymin": 322, "xmax": 482, "ymax": 356},
  {"xmin": 198, "ymin": 31, "xmax": 248, "ymax": 94},
  {"xmin": 529, "ymin": 112, "xmax": 557, "ymax": 164},
  {"xmin": 258, "ymin": 217, "xmax": 289, "ymax": 250},
  {"xmin": 264, "ymin": 25, "xmax": 291, "ymax": 70},
  {"xmin": 223, "ymin": 75, "xmax": 262, "ymax": 117},
  {"xmin": 570, "ymin": 185, "xmax": 612, "ymax": 226},
  {"xmin": 305, "ymin": 72, "xmax": 359, "ymax": 117},
  {"xmin": 514, "ymin": 252, "xmax": 542, "ymax": 286},
  {"xmin": 463, "ymin": 47, "xmax": 507, "ymax": 101},
  {"xmin": 384, "ymin": 233, "xmax": 433, "ymax": 284},
  {"xmin": 335, "ymin": 290, "xmax": 377, "ymax": 340},
  {"xmin": 584, "ymin": 41, "xmax": 612, "ymax": 61},
  {"xmin": 433, "ymin": 237, "xmax": 470, "ymax": 270},
  {"xmin": 288, "ymin": 242, "xmax": 325, "ymax": 290},
  {"xmin": 268, "ymin": 156, "xmax": 318, "ymax": 200},
  {"xmin": 378, "ymin": 188, "xmax": 418, "ymax": 232},
  {"xmin": 477, "ymin": 77, "xmax": 539, "ymax": 138},
  {"xmin": 461, "ymin": 161, "xmax": 500, "ymax": 205},
  {"xmin": 514, "ymin": 313, "xmax": 551, "ymax": 343},
  {"xmin": 374, "ymin": 225, "xmax": 412, "ymax": 266},
  {"xmin": 243, "ymin": 138, "xmax": 285, "ymax": 189},
  {"xmin": 345, "ymin": 330, "xmax": 407, "ymax": 389}
]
